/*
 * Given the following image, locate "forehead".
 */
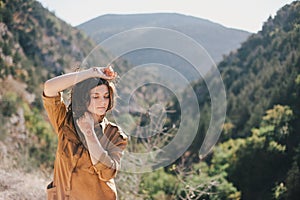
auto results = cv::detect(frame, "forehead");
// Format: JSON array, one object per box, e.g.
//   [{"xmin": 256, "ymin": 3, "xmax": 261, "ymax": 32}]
[{"xmin": 90, "ymin": 85, "xmax": 109, "ymax": 94}]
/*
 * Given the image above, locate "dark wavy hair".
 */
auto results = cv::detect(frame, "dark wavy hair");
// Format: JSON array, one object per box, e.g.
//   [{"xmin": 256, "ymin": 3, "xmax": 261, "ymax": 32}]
[{"xmin": 68, "ymin": 78, "xmax": 116, "ymax": 119}]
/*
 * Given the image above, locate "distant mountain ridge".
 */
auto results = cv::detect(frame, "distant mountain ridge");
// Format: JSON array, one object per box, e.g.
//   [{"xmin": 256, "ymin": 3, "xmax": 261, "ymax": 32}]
[{"xmin": 77, "ymin": 13, "xmax": 251, "ymax": 66}]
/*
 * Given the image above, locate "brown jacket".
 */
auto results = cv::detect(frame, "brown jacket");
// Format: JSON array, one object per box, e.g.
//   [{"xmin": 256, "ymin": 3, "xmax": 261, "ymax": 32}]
[{"xmin": 43, "ymin": 93, "xmax": 128, "ymax": 200}]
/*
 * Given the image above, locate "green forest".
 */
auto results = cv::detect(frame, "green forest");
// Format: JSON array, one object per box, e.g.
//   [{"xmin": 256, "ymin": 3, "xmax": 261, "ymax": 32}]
[{"xmin": 0, "ymin": 0, "xmax": 300, "ymax": 199}]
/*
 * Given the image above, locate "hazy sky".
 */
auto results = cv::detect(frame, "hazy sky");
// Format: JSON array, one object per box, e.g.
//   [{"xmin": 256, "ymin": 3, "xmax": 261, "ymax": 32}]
[{"xmin": 37, "ymin": 0, "xmax": 295, "ymax": 33}]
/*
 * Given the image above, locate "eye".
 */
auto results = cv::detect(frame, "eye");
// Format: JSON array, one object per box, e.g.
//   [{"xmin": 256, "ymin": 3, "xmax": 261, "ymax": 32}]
[
  {"xmin": 91, "ymin": 95, "xmax": 100, "ymax": 99},
  {"xmin": 104, "ymin": 94, "xmax": 110, "ymax": 99}
]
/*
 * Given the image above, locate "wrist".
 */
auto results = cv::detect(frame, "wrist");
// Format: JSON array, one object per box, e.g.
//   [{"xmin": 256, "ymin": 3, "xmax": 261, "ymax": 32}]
[
  {"xmin": 89, "ymin": 67, "xmax": 103, "ymax": 78},
  {"xmin": 83, "ymin": 127, "xmax": 94, "ymax": 136},
  {"xmin": 86, "ymin": 67, "xmax": 95, "ymax": 78},
  {"xmin": 84, "ymin": 129, "xmax": 99, "ymax": 143}
]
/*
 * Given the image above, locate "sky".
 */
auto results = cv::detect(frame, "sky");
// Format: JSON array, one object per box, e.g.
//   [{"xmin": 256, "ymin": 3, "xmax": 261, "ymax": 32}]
[{"xmin": 37, "ymin": 0, "xmax": 295, "ymax": 33}]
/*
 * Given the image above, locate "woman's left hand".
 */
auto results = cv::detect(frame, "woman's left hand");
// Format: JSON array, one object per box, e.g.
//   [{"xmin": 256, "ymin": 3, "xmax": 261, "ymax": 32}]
[{"xmin": 76, "ymin": 112, "xmax": 95, "ymax": 137}]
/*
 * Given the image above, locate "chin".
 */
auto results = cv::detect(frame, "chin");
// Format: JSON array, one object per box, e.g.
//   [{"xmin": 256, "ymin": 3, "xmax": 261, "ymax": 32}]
[{"xmin": 96, "ymin": 111, "xmax": 106, "ymax": 116}]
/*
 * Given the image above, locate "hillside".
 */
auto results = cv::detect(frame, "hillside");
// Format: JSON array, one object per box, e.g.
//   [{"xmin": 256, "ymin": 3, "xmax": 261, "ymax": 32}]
[
  {"xmin": 77, "ymin": 13, "xmax": 251, "ymax": 78},
  {"xmin": 187, "ymin": 1, "xmax": 300, "ymax": 199},
  {"xmin": 0, "ymin": 0, "xmax": 121, "ymax": 198},
  {"xmin": 0, "ymin": 0, "xmax": 112, "ymax": 176},
  {"xmin": 218, "ymin": 1, "xmax": 300, "ymax": 137},
  {"xmin": 1, "ymin": 0, "xmax": 299, "ymax": 199}
]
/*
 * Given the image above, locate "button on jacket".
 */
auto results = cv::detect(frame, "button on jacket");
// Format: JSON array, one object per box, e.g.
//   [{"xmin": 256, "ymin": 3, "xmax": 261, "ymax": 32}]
[{"xmin": 43, "ymin": 93, "xmax": 128, "ymax": 200}]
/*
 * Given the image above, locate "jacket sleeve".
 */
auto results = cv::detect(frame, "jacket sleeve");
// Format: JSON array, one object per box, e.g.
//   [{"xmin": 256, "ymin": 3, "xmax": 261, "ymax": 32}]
[
  {"xmin": 42, "ymin": 92, "xmax": 67, "ymax": 135},
  {"xmin": 92, "ymin": 125, "xmax": 128, "ymax": 181}
]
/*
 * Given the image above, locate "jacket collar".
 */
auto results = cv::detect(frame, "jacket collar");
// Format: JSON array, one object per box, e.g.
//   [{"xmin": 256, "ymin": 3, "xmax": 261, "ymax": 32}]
[{"xmin": 99, "ymin": 117, "xmax": 108, "ymax": 134}]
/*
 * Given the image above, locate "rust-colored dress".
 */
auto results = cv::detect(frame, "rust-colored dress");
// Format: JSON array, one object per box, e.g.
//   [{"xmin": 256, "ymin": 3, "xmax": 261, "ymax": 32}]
[{"xmin": 43, "ymin": 93, "xmax": 128, "ymax": 200}]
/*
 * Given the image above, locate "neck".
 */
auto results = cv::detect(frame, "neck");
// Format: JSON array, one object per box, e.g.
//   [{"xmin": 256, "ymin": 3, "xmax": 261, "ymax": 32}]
[{"xmin": 92, "ymin": 113, "xmax": 104, "ymax": 123}]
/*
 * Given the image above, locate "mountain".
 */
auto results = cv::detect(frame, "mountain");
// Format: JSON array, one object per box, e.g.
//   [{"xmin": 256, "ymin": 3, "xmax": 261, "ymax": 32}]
[
  {"xmin": 0, "ymin": 1, "xmax": 133, "ymax": 198},
  {"xmin": 1, "ymin": 0, "xmax": 299, "ymax": 199},
  {"xmin": 190, "ymin": 0, "xmax": 300, "ymax": 151},
  {"xmin": 0, "ymin": 0, "xmax": 116, "ymax": 171},
  {"xmin": 218, "ymin": 1, "xmax": 300, "ymax": 137},
  {"xmin": 188, "ymin": 1, "xmax": 300, "ymax": 199},
  {"xmin": 77, "ymin": 13, "xmax": 251, "ymax": 80}
]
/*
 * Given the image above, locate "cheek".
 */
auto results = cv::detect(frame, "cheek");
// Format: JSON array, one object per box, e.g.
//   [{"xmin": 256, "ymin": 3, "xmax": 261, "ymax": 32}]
[{"xmin": 87, "ymin": 99, "xmax": 94, "ymax": 109}]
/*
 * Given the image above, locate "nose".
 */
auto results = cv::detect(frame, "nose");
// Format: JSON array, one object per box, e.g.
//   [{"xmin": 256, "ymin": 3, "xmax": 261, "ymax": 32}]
[{"xmin": 98, "ymin": 97, "xmax": 108, "ymax": 105}]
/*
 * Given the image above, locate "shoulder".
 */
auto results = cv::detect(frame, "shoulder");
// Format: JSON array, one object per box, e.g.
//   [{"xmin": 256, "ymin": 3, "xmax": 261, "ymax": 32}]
[
  {"xmin": 42, "ymin": 91, "xmax": 67, "ymax": 114},
  {"xmin": 42, "ymin": 92, "xmax": 68, "ymax": 133},
  {"xmin": 103, "ymin": 119, "xmax": 128, "ymax": 141},
  {"xmin": 108, "ymin": 121, "xmax": 128, "ymax": 140}
]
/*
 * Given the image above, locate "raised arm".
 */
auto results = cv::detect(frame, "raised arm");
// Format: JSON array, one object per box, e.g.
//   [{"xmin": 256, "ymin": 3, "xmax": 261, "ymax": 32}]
[{"xmin": 44, "ymin": 67, "xmax": 115, "ymax": 97}]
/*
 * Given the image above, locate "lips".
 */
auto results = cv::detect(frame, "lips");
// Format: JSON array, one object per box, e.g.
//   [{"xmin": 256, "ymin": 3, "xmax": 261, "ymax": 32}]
[{"xmin": 95, "ymin": 107, "xmax": 107, "ymax": 115}]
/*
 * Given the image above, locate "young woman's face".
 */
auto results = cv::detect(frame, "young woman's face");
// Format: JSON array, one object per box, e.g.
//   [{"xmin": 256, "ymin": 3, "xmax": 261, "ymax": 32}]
[{"xmin": 87, "ymin": 84, "xmax": 110, "ymax": 118}]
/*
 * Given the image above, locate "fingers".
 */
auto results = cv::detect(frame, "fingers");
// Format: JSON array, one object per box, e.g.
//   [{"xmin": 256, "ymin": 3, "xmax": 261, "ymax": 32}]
[
  {"xmin": 102, "ymin": 66, "xmax": 118, "ymax": 79},
  {"xmin": 76, "ymin": 120, "xmax": 93, "ymax": 137},
  {"xmin": 76, "ymin": 112, "xmax": 93, "ymax": 126},
  {"xmin": 84, "ymin": 111, "xmax": 94, "ymax": 121},
  {"xmin": 76, "ymin": 112, "xmax": 94, "ymax": 135},
  {"xmin": 92, "ymin": 66, "xmax": 117, "ymax": 80}
]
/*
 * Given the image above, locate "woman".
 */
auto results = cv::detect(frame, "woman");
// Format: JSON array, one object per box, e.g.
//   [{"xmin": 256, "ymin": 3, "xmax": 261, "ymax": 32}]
[{"xmin": 43, "ymin": 66, "xmax": 128, "ymax": 200}]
